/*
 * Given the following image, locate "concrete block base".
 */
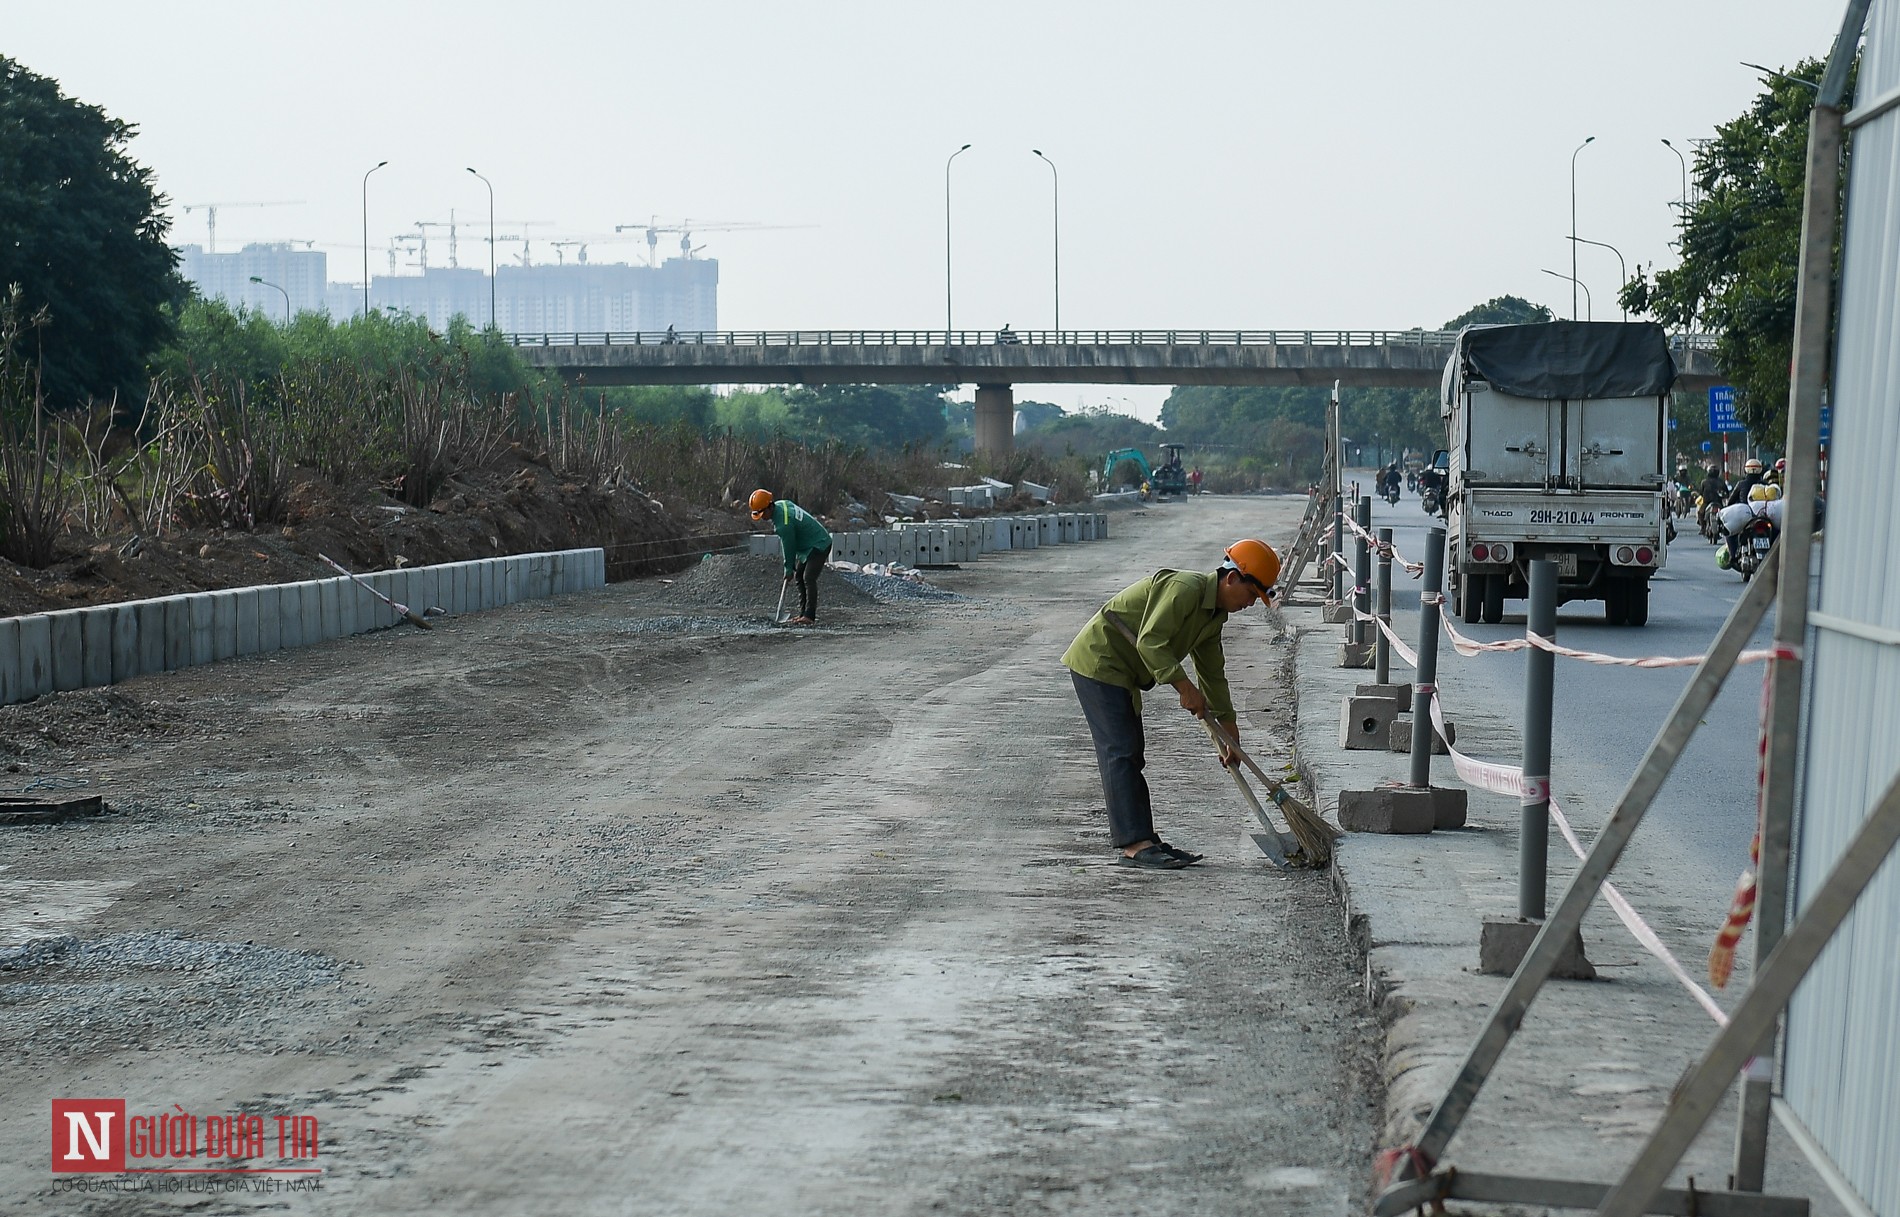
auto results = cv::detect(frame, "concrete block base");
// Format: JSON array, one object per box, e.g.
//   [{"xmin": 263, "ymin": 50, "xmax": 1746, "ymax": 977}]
[
  {"xmin": 1339, "ymin": 695, "xmax": 1401, "ymax": 750},
  {"xmin": 1336, "ymin": 787, "xmax": 1437, "ymax": 834},
  {"xmin": 1337, "ymin": 640, "xmax": 1375, "ymax": 668},
  {"xmin": 1355, "ymin": 682, "xmax": 1413, "ymax": 706},
  {"xmin": 1322, "ymin": 601, "xmax": 1354, "ymax": 624},
  {"xmin": 1389, "ymin": 715, "xmax": 1455, "ymax": 754},
  {"xmin": 1479, "ymin": 916, "xmax": 1596, "ymax": 979}
]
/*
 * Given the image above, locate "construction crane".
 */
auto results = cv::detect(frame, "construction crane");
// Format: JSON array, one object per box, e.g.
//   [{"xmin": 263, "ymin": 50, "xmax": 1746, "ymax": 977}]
[
  {"xmin": 178, "ymin": 201, "xmax": 303, "ymax": 253},
  {"xmin": 549, "ymin": 240, "xmax": 588, "ymax": 265},
  {"xmin": 611, "ymin": 217, "xmax": 815, "ymax": 266}
]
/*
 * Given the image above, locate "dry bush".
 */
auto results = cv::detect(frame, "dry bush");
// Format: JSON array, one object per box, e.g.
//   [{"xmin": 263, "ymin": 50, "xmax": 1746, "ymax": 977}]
[{"xmin": 0, "ymin": 291, "xmax": 73, "ymax": 567}]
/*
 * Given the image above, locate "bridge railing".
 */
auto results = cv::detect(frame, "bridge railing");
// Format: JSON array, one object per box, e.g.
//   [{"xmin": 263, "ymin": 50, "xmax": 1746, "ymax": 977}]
[{"xmin": 503, "ymin": 328, "xmax": 1722, "ymax": 352}]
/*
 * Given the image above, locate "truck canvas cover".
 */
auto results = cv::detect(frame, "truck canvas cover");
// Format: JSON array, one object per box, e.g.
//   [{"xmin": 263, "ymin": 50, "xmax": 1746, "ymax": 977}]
[{"xmin": 1441, "ymin": 320, "xmax": 1677, "ymax": 409}]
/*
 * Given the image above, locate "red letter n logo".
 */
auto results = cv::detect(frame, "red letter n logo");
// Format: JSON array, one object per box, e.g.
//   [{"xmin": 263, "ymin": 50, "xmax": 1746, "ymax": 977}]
[{"xmin": 52, "ymin": 1100, "xmax": 126, "ymax": 1173}]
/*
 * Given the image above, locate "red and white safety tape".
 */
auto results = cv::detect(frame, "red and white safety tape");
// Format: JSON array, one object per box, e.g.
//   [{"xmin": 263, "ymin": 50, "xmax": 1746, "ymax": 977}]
[
  {"xmin": 1440, "ymin": 614, "xmax": 1797, "ymax": 669},
  {"xmin": 1709, "ymin": 664, "xmax": 1776, "ymax": 988},
  {"xmin": 1339, "ymin": 513, "xmax": 1425, "ymax": 577}
]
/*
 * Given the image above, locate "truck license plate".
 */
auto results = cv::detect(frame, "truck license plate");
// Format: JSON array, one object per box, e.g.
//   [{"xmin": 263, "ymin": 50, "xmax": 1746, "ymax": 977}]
[{"xmin": 1556, "ymin": 553, "xmax": 1579, "ymax": 577}]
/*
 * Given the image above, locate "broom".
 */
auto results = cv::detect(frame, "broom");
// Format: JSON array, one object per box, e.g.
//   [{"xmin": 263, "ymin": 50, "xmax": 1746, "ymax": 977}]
[{"xmin": 1102, "ymin": 610, "xmax": 1336, "ymax": 867}]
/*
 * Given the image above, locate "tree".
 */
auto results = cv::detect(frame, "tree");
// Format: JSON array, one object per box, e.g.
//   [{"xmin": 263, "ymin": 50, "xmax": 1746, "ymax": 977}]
[
  {"xmin": 1443, "ymin": 295, "xmax": 1553, "ymax": 330},
  {"xmin": 0, "ymin": 57, "xmax": 179, "ymax": 408},
  {"xmin": 1619, "ymin": 56, "xmax": 1843, "ymax": 446},
  {"xmin": 784, "ymin": 384, "xmax": 951, "ymax": 450}
]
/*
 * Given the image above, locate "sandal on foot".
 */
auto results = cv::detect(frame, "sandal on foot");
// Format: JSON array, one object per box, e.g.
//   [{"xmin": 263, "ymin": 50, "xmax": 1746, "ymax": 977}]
[
  {"xmin": 1117, "ymin": 844, "xmax": 1190, "ymax": 870},
  {"xmin": 1155, "ymin": 839, "xmax": 1205, "ymax": 865}
]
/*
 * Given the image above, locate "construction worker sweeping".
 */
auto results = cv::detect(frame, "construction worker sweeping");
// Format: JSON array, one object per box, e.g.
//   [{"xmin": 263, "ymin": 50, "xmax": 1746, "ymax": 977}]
[
  {"xmin": 750, "ymin": 489, "xmax": 832, "ymax": 626},
  {"xmin": 1061, "ymin": 539, "xmax": 1280, "ymax": 869}
]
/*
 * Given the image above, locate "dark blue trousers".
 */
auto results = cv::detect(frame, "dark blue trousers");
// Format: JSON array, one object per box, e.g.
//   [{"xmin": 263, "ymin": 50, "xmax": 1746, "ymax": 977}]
[{"xmin": 1070, "ymin": 671, "xmax": 1154, "ymax": 848}]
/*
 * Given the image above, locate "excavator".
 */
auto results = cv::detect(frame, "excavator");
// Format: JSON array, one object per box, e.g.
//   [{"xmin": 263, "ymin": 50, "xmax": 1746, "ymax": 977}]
[{"xmin": 1103, "ymin": 444, "xmax": 1189, "ymax": 497}]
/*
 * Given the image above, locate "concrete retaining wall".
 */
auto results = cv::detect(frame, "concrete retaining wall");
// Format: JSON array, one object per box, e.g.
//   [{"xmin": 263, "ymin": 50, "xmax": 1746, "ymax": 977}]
[{"xmin": 0, "ymin": 548, "xmax": 607, "ymax": 708}]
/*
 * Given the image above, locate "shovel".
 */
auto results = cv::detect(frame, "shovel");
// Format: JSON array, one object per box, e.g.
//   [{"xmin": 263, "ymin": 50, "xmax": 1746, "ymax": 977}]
[{"xmin": 772, "ymin": 578, "xmax": 789, "ymax": 626}]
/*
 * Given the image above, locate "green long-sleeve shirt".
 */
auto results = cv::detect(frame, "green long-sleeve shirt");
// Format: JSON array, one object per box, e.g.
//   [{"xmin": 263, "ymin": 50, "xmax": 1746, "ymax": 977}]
[
  {"xmin": 1060, "ymin": 569, "xmax": 1234, "ymax": 719},
  {"xmin": 770, "ymin": 500, "xmax": 832, "ymax": 575}
]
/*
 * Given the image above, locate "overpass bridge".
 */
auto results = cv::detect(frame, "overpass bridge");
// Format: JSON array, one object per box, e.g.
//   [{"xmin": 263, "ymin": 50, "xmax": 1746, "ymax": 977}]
[{"xmin": 508, "ymin": 328, "xmax": 1723, "ymax": 453}]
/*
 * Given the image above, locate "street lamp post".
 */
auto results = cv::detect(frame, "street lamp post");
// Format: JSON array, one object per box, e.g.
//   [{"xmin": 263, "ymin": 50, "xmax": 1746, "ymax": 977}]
[
  {"xmin": 248, "ymin": 276, "xmax": 291, "ymax": 324},
  {"xmin": 1660, "ymin": 138, "xmax": 1689, "ymax": 233},
  {"xmin": 1032, "ymin": 149, "xmax": 1060, "ymax": 334},
  {"xmin": 467, "ymin": 167, "xmax": 496, "ymax": 329},
  {"xmin": 1567, "ymin": 236, "xmax": 1627, "ymax": 319},
  {"xmin": 362, "ymin": 160, "xmax": 388, "ymax": 318},
  {"xmin": 945, "ymin": 143, "xmax": 971, "ymax": 335},
  {"xmin": 1570, "ymin": 136, "xmax": 1596, "ymax": 321},
  {"xmin": 1541, "ymin": 269, "xmax": 1591, "ymax": 321}
]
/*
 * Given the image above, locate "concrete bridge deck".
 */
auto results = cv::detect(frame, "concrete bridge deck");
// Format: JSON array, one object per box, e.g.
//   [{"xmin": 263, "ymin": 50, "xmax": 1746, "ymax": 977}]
[{"xmin": 508, "ymin": 327, "xmax": 1723, "ymax": 392}]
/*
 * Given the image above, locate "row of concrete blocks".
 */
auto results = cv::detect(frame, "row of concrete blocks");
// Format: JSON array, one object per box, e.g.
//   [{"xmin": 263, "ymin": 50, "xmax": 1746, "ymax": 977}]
[
  {"xmin": 748, "ymin": 512, "xmax": 1112, "ymax": 567},
  {"xmin": 0, "ymin": 548, "xmax": 608, "ymax": 707}
]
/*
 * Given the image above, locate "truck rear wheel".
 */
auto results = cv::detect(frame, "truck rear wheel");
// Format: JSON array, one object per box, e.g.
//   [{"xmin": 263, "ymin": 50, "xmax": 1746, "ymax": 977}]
[
  {"xmin": 1482, "ymin": 575, "xmax": 1505, "ymax": 624},
  {"xmin": 1460, "ymin": 574, "xmax": 1484, "ymax": 625},
  {"xmin": 1604, "ymin": 581, "xmax": 1628, "ymax": 626},
  {"xmin": 1626, "ymin": 577, "xmax": 1650, "ymax": 627}
]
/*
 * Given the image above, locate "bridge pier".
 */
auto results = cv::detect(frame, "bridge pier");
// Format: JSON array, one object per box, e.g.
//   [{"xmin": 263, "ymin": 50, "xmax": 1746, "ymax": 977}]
[{"xmin": 974, "ymin": 383, "xmax": 1014, "ymax": 455}]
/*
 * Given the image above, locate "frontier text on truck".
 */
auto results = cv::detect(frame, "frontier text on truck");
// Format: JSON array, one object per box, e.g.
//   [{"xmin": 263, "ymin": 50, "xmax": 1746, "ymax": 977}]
[{"xmin": 1438, "ymin": 320, "xmax": 1675, "ymax": 627}]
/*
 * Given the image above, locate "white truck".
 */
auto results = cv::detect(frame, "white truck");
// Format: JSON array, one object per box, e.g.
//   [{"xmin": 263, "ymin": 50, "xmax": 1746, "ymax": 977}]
[{"xmin": 1439, "ymin": 320, "xmax": 1675, "ymax": 627}]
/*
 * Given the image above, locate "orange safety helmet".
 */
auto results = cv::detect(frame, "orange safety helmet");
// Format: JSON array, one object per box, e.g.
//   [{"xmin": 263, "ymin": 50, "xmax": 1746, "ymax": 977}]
[
  {"xmin": 748, "ymin": 489, "xmax": 775, "ymax": 520},
  {"xmin": 1223, "ymin": 538, "xmax": 1281, "ymax": 595}
]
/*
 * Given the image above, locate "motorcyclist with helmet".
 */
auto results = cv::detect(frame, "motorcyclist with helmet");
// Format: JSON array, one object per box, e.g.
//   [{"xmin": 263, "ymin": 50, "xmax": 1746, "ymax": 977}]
[
  {"xmin": 1718, "ymin": 482, "xmax": 1783, "ymax": 571},
  {"xmin": 1727, "ymin": 457, "xmax": 1767, "ymax": 507}
]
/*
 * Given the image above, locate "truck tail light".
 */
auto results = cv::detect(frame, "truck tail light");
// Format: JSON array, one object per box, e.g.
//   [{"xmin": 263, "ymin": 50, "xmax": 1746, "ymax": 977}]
[
  {"xmin": 1636, "ymin": 546, "xmax": 1654, "ymax": 565},
  {"xmin": 1471, "ymin": 543, "xmax": 1490, "ymax": 562},
  {"xmin": 1616, "ymin": 546, "xmax": 1635, "ymax": 564},
  {"xmin": 1491, "ymin": 542, "xmax": 1510, "ymax": 564}
]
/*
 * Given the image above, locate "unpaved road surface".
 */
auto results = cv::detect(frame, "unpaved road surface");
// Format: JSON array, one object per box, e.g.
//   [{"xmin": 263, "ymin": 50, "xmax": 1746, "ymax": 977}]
[{"xmin": 1, "ymin": 496, "xmax": 1381, "ymax": 1215}]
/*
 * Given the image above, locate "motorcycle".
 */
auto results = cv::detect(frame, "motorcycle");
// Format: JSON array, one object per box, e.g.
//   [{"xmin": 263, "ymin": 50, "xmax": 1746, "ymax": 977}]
[
  {"xmin": 1382, "ymin": 479, "xmax": 1401, "ymax": 506},
  {"xmin": 1420, "ymin": 485, "xmax": 1443, "ymax": 517},
  {"xmin": 1731, "ymin": 516, "xmax": 1779, "ymax": 582}
]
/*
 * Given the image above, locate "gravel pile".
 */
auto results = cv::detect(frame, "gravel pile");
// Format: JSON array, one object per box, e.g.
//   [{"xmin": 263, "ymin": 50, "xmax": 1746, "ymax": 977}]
[
  {"xmin": 664, "ymin": 553, "xmax": 876, "ymax": 613},
  {"xmin": 833, "ymin": 570, "xmax": 966, "ymax": 603},
  {"xmin": 0, "ymin": 931, "xmax": 354, "ymax": 1058},
  {"xmin": 617, "ymin": 615, "xmax": 782, "ymax": 636}
]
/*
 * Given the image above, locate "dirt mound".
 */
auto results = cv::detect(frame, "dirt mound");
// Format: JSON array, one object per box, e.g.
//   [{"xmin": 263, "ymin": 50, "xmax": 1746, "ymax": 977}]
[{"xmin": 0, "ymin": 448, "xmax": 706, "ymax": 618}]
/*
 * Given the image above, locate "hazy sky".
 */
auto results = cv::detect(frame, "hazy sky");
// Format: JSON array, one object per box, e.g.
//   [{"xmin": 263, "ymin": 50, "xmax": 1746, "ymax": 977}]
[{"xmin": 9, "ymin": 1, "xmax": 1848, "ymax": 418}]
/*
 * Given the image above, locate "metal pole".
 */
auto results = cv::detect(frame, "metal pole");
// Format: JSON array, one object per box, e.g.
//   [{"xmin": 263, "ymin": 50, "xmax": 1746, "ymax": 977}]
[
  {"xmin": 1733, "ymin": 14, "xmax": 1858, "ymax": 1182},
  {"xmin": 1570, "ymin": 136, "xmax": 1595, "ymax": 321},
  {"xmin": 1375, "ymin": 526, "xmax": 1393, "ymax": 684},
  {"xmin": 361, "ymin": 160, "xmax": 387, "ymax": 318},
  {"xmin": 945, "ymin": 144, "xmax": 970, "ymax": 333},
  {"xmin": 1034, "ymin": 150, "xmax": 1059, "ymax": 333},
  {"xmin": 1408, "ymin": 528, "xmax": 1446, "ymax": 789},
  {"xmin": 1521, "ymin": 560, "xmax": 1557, "ymax": 920},
  {"xmin": 1353, "ymin": 496, "xmax": 1372, "ymax": 649},
  {"xmin": 1333, "ymin": 494, "xmax": 1347, "ymax": 603},
  {"xmin": 467, "ymin": 168, "xmax": 495, "ymax": 329}
]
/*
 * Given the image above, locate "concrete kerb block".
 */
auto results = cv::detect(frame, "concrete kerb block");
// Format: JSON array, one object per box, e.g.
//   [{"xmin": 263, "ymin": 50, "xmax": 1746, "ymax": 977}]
[
  {"xmin": 503, "ymin": 559, "xmax": 522, "ymax": 606},
  {"xmin": 233, "ymin": 588, "xmax": 261, "ymax": 656},
  {"xmin": 18, "ymin": 615, "xmax": 52, "ymax": 701},
  {"xmin": 48, "ymin": 610, "xmax": 86, "ymax": 692},
  {"xmin": 0, "ymin": 616, "xmax": 19, "ymax": 705},
  {"xmin": 1337, "ymin": 640, "xmax": 1375, "ymax": 669},
  {"xmin": 321, "ymin": 579, "xmax": 346, "ymax": 641},
  {"xmin": 1354, "ymin": 682, "xmax": 1413, "ymax": 707},
  {"xmin": 1389, "ymin": 715, "xmax": 1455, "ymax": 755},
  {"xmin": 109, "ymin": 606, "xmax": 139, "ymax": 683},
  {"xmin": 81, "ymin": 607, "xmax": 114, "ymax": 689},
  {"xmin": 1336, "ymin": 785, "xmax": 1466, "ymax": 834},
  {"xmin": 1339, "ymin": 695, "xmax": 1402, "ymax": 750},
  {"xmin": 334, "ymin": 577, "xmax": 362, "ymax": 638},
  {"xmin": 409, "ymin": 567, "xmax": 440, "ymax": 617},
  {"xmin": 255, "ymin": 585, "xmax": 282, "ymax": 654},
  {"xmin": 589, "ymin": 548, "xmax": 607, "ymax": 588},
  {"xmin": 1322, "ymin": 601, "xmax": 1355, "ymax": 624},
  {"xmin": 211, "ymin": 590, "xmax": 239, "ymax": 662},
  {"xmin": 1038, "ymin": 515, "xmax": 1056, "ymax": 546},
  {"xmin": 133, "ymin": 599, "xmax": 166, "ymax": 674},
  {"xmin": 279, "ymin": 584, "xmax": 305, "ymax": 650},
  {"xmin": 1095, "ymin": 512, "xmax": 1109, "ymax": 539},
  {"xmin": 1480, "ymin": 916, "xmax": 1595, "ymax": 979},
  {"xmin": 301, "ymin": 581, "xmax": 325, "ymax": 645},
  {"xmin": 186, "ymin": 595, "xmax": 215, "ymax": 666}
]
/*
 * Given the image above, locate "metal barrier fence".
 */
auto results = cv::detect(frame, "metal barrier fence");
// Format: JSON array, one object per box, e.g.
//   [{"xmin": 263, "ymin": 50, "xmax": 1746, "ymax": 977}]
[{"xmin": 503, "ymin": 328, "xmax": 1721, "ymax": 351}]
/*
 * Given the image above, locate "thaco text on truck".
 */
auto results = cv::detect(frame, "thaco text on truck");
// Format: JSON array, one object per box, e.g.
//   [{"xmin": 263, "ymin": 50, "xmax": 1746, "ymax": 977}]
[{"xmin": 1438, "ymin": 320, "xmax": 1674, "ymax": 627}]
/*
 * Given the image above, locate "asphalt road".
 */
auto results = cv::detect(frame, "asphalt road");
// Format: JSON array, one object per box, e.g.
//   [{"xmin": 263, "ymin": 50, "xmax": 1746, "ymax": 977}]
[{"xmin": 1350, "ymin": 470, "xmax": 1780, "ymax": 966}]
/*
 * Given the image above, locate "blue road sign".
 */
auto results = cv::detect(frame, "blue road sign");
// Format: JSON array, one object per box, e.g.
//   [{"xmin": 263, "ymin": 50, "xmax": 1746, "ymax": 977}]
[
  {"xmin": 1708, "ymin": 386, "xmax": 1747, "ymax": 433},
  {"xmin": 1702, "ymin": 441, "xmax": 1713, "ymax": 452},
  {"xmin": 1819, "ymin": 402, "xmax": 1832, "ymax": 446}
]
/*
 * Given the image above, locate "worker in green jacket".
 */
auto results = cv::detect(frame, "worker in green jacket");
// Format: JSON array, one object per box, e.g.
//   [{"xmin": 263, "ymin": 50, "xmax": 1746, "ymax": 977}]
[
  {"xmin": 1060, "ymin": 539, "xmax": 1281, "ymax": 869},
  {"xmin": 750, "ymin": 488, "xmax": 833, "ymax": 625}
]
